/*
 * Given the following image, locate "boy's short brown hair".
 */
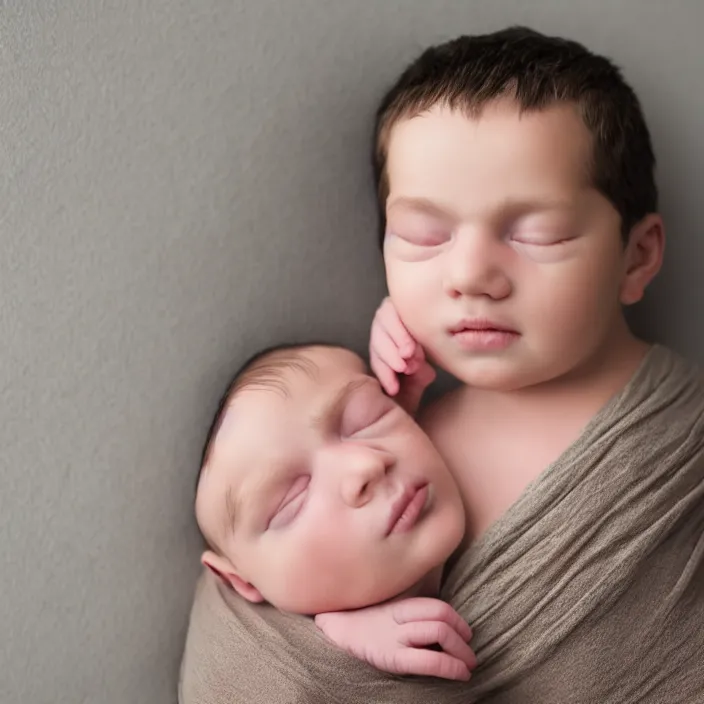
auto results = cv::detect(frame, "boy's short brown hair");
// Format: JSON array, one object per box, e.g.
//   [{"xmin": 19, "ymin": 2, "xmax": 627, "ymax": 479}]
[{"xmin": 373, "ymin": 26, "xmax": 658, "ymax": 244}]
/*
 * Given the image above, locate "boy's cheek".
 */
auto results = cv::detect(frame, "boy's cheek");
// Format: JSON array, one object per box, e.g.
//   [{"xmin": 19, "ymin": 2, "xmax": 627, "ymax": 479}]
[
  {"xmin": 385, "ymin": 285, "xmax": 425, "ymax": 330},
  {"xmin": 386, "ymin": 262, "xmax": 435, "ymax": 302},
  {"xmin": 384, "ymin": 237, "xmax": 446, "ymax": 263}
]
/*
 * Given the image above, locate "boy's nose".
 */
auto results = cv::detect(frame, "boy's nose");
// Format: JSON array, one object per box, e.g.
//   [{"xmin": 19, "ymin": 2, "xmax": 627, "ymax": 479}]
[
  {"xmin": 444, "ymin": 233, "xmax": 512, "ymax": 300},
  {"xmin": 338, "ymin": 445, "xmax": 392, "ymax": 508}
]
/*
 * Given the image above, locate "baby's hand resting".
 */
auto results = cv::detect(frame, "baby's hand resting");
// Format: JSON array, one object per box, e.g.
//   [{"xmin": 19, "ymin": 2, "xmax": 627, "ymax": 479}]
[
  {"xmin": 369, "ymin": 298, "xmax": 436, "ymax": 414},
  {"xmin": 314, "ymin": 597, "xmax": 476, "ymax": 681}
]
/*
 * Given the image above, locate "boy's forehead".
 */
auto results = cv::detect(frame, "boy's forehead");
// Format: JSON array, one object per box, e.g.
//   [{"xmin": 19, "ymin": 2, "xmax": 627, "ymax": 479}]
[{"xmin": 386, "ymin": 100, "xmax": 592, "ymax": 203}]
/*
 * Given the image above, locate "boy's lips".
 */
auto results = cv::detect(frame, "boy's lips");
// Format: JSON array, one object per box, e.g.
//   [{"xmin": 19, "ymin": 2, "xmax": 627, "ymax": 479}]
[
  {"xmin": 386, "ymin": 483, "xmax": 430, "ymax": 536},
  {"xmin": 449, "ymin": 318, "xmax": 519, "ymax": 351},
  {"xmin": 449, "ymin": 318, "xmax": 517, "ymax": 334}
]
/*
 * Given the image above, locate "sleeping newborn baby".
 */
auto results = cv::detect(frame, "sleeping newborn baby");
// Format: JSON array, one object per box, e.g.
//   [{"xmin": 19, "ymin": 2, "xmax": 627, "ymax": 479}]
[{"xmin": 194, "ymin": 343, "xmax": 475, "ymax": 681}]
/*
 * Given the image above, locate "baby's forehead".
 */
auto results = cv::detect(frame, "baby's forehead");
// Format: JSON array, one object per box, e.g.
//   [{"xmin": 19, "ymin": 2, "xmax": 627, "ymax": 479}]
[
  {"xmin": 200, "ymin": 348, "xmax": 374, "ymax": 537},
  {"xmin": 218, "ymin": 346, "xmax": 368, "ymax": 435},
  {"xmin": 236, "ymin": 346, "xmax": 366, "ymax": 398}
]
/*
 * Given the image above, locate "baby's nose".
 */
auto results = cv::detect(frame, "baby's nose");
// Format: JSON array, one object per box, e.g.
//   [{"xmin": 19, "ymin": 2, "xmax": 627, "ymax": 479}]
[{"xmin": 339, "ymin": 446, "xmax": 391, "ymax": 508}]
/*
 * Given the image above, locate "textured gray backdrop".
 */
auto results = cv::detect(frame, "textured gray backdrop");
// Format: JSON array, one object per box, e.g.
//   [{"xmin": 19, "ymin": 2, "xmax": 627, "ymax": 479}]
[{"xmin": 1, "ymin": 2, "xmax": 702, "ymax": 703}]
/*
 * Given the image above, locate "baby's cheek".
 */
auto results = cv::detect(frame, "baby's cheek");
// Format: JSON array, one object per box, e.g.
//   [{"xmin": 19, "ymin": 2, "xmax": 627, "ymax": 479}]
[{"xmin": 260, "ymin": 542, "xmax": 317, "ymax": 606}]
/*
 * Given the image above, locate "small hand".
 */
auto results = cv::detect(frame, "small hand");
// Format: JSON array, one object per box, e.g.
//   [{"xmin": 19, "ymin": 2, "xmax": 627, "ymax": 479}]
[
  {"xmin": 369, "ymin": 297, "xmax": 436, "ymax": 415},
  {"xmin": 315, "ymin": 597, "xmax": 475, "ymax": 681}
]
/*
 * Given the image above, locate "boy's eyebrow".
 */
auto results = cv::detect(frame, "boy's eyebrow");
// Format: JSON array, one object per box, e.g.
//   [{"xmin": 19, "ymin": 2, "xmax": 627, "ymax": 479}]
[
  {"xmin": 496, "ymin": 196, "xmax": 578, "ymax": 214},
  {"xmin": 386, "ymin": 196, "xmax": 452, "ymax": 217},
  {"xmin": 388, "ymin": 194, "xmax": 578, "ymax": 217},
  {"xmin": 310, "ymin": 377, "xmax": 372, "ymax": 429}
]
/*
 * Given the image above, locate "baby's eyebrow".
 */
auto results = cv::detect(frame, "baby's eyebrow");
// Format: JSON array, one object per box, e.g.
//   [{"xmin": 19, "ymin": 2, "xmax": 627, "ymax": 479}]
[
  {"xmin": 224, "ymin": 484, "xmax": 239, "ymax": 536},
  {"xmin": 228, "ymin": 458, "xmax": 293, "ymax": 536},
  {"xmin": 225, "ymin": 376, "xmax": 375, "ymax": 536},
  {"xmin": 310, "ymin": 377, "xmax": 373, "ymax": 429}
]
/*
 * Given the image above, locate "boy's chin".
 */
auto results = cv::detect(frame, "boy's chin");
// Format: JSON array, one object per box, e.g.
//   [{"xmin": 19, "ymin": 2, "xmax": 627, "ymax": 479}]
[{"xmin": 443, "ymin": 358, "xmax": 534, "ymax": 391}]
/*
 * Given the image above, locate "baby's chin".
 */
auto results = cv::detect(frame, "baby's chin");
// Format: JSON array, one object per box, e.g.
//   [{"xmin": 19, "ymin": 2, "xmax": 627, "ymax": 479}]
[{"xmin": 267, "ymin": 567, "xmax": 445, "ymax": 616}]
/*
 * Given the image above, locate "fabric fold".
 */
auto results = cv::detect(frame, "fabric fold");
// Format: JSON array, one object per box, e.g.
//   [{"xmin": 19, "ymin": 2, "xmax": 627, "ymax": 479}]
[{"xmin": 180, "ymin": 345, "xmax": 704, "ymax": 703}]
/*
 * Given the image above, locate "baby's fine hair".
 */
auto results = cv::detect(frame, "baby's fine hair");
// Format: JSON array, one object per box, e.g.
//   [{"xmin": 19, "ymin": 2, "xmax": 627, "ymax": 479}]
[{"xmin": 196, "ymin": 342, "xmax": 338, "ymax": 492}]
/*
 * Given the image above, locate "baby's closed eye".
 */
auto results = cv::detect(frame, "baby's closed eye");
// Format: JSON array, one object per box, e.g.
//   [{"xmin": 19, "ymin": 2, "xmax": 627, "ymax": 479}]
[{"xmin": 268, "ymin": 476, "xmax": 310, "ymax": 530}]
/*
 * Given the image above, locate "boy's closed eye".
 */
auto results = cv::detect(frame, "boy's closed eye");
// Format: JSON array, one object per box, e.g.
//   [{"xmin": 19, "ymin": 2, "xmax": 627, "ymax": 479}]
[
  {"xmin": 505, "ymin": 207, "xmax": 581, "ymax": 246},
  {"xmin": 387, "ymin": 226, "xmax": 450, "ymax": 248},
  {"xmin": 510, "ymin": 228, "xmax": 575, "ymax": 246},
  {"xmin": 386, "ymin": 205, "xmax": 454, "ymax": 248}
]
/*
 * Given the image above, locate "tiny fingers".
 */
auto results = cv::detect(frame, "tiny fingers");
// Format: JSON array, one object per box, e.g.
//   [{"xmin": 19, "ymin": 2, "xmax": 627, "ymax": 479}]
[
  {"xmin": 375, "ymin": 298, "xmax": 416, "ymax": 359},
  {"xmin": 401, "ymin": 621, "xmax": 477, "ymax": 672},
  {"xmin": 370, "ymin": 349, "xmax": 400, "ymax": 396},
  {"xmin": 391, "ymin": 648, "xmax": 471, "ymax": 682},
  {"xmin": 392, "ymin": 599, "xmax": 472, "ymax": 642},
  {"xmin": 370, "ymin": 324, "xmax": 408, "ymax": 373}
]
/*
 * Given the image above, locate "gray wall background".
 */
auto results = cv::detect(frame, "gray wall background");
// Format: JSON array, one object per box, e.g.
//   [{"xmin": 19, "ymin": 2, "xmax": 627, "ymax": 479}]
[{"xmin": 1, "ymin": 2, "xmax": 702, "ymax": 703}]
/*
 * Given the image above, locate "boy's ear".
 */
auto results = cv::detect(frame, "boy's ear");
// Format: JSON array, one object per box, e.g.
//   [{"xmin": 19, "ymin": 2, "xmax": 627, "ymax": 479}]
[
  {"xmin": 201, "ymin": 550, "xmax": 264, "ymax": 604},
  {"xmin": 620, "ymin": 213, "xmax": 665, "ymax": 305}
]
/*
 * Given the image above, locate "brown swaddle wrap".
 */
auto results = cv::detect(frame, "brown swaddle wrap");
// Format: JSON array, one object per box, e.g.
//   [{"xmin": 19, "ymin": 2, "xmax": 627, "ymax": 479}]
[{"xmin": 179, "ymin": 345, "xmax": 704, "ymax": 703}]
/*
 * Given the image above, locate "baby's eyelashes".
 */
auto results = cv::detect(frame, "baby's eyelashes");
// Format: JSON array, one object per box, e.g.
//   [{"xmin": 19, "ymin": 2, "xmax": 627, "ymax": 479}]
[
  {"xmin": 340, "ymin": 390, "xmax": 395, "ymax": 437},
  {"xmin": 267, "ymin": 476, "xmax": 310, "ymax": 530}
]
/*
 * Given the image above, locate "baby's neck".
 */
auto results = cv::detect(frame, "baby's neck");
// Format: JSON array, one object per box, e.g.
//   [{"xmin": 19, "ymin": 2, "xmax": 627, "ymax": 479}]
[{"xmin": 394, "ymin": 564, "xmax": 445, "ymax": 602}]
